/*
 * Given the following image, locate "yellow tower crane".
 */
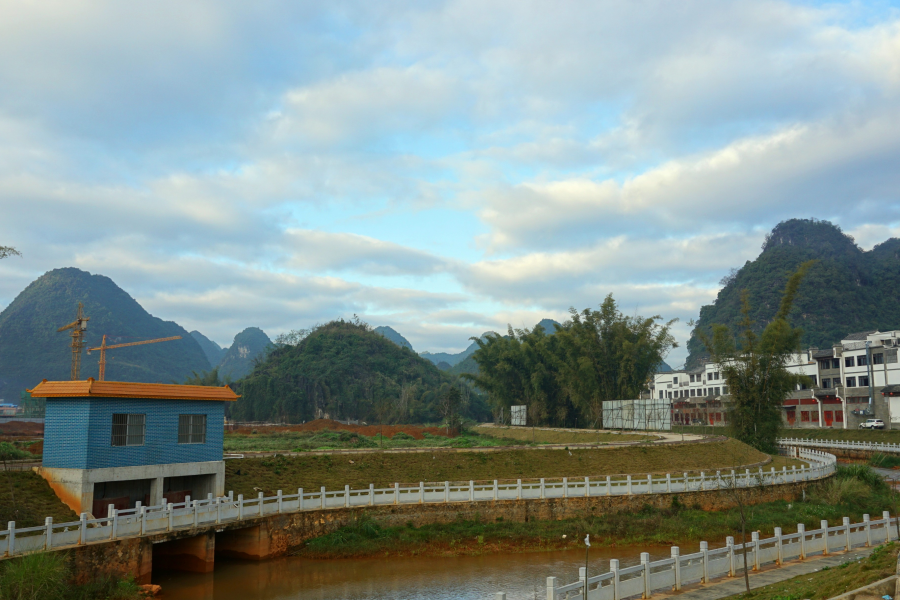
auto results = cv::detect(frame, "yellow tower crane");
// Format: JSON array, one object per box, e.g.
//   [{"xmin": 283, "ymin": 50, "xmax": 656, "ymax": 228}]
[
  {"xmin": 57, "ymin": 302, "xmax": 90, "ymax": 380},
  {"xmin": 87, "ymin": 335, "xmax": 182, "ymax": 381}
]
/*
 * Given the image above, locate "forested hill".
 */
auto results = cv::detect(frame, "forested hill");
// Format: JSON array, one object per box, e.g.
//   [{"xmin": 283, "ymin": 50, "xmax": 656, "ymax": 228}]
[
  {"xmin": 218, "ymin": 327, "xmax": 271, "ymax": 381},
  {"xmin": 686, "ymin": 219, "xmax": 900, "ymax": 368},
  {"xmin": 231, "ymin": 320, "xmax": 489, "ymax": 423},
  {"xmin": 0, "ymin": 267, "xmax": 211, "ymax": 395}
]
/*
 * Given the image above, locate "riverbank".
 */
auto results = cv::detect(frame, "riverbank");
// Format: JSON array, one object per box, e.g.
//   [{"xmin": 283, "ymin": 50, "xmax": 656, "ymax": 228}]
[
  {"xmin": 224, "ymin": 438, "xmax": 770, "ymax": 495},
  {"xmin": 290, "ymin": 465, "xmax": 894, "ymax": 560}
]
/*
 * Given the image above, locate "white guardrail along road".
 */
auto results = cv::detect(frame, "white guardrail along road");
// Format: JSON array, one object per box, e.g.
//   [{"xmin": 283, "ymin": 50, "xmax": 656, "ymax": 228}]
[
  {"xmin": 779, "ymin": 437, "xmax": 900, "ymax": 454},
  {"xmin": 1, "ymin": 445, "xmax": 834, "ymax": 559}
]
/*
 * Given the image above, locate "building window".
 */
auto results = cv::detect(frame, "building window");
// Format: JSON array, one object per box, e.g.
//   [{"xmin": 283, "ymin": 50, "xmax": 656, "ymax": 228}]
[
  {"xmin": 673, "ymin": 377, "xmax": 678, "ymax": 384},
  {"xmin": 811, "ymin": 411, "xmax": 819, "ymax": 422},
  {"xmin": 859, "ymin": 375, "xmax": 870, "ymax": 387},
  {"xmin": 822, "ymin": 378, "xmax": 830, "ymax": 389},
  {"xmin": 835, "ymin": 411, "xmax": 843, "ymax": 422},
  {"xmin": 845, "ymin": 356, "xmax": 855, "ymax": 367},
  {"xmin": 846, "ymin": 376, "xmax": 856, "ymax": 387},
  {"xmin": 801, "ymin": 411, "xmax": 810, "ymax": 422},
  {"xmin": 722, "ymin": 386, "xmax": 729, "ymax": 394},
  {"xmin": 810, "ymin": 375, "xmax": 817, "ymax": 386},
  {"xmin": 111, "ymin": 414, "xmax": 145, "ymax": 447},
  {"xmin": 659, "ymin": 390, "xmax": 664, "ymax": 399},
  {"xmin": 178, "ymin": 414, "xmax": 207, "ymax": 444},
  {"xmin": 832, "ymin": 359, "xmax": 840, "ymax": 369},
  {"xmin": 714, "ymin": 387, "xmax": 721, "ymax": 396},
  {"xmin": 858, "ymin": 355, "xmax": 868, "ymax": 367},
  {"xmin": 874, "ymin": 353, "xmax": 884, "ymax": 365}
]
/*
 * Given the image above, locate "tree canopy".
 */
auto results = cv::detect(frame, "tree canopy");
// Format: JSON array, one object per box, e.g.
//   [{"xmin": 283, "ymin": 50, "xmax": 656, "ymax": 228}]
[{"xmin": 466, "ymin": 295, "xmax": 676, "ymax": 427}]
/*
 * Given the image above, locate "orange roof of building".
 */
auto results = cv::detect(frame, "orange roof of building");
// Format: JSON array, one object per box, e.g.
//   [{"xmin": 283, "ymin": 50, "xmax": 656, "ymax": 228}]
[{"xmin": 27, "ymin": 379, "xmax": 239, "ymax": 401}]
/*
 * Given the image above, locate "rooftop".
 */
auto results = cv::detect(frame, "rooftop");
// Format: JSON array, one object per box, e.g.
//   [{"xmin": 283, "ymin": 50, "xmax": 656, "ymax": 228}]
[
  {"xmin": 843, "ymin": 330, "xmax": 878, "ymax": 341},
  {"xmin": 27, "ymin": 379, "xmax": 239, "ymax": 401}
]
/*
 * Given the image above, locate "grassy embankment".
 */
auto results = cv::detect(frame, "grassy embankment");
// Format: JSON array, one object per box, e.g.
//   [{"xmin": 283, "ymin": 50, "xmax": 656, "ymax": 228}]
[
  {"xmin": 0, "ymin": 551, "xmax": 142, "ymax": 600},
  {"xmin": 0, "ymin": 470, "xmax": 77, "ymax": 527},
  {"xmin": 225, "ymin": 438, "xmax": 794, "ymax": 496},
  {"xmin": 292, "ymin": 464, "xmax": 899, "ymax": 559},
  {"xmin": 223, "ymin": 425, "xmax": 651, "ymax": 453},
  {"xmin": 723, "ymin": 541, "xmax": 900, "ymax": 600}
]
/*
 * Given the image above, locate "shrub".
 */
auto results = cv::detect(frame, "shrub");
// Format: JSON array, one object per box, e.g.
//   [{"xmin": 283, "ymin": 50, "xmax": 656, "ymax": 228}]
[
  {"xmin": 0, "ymin": 551, "xmax": 68, "ymax": 600},
  {"xmin": 835, "ymin": 464, "xmax": 888, "ymax": 493},
  {"xmin": 391, "ymin": 432, "xmax": 414, "ymax": 441},
  {"xmin": 811, "ymin": 478, "xmax": 871, "ymax": 506}
]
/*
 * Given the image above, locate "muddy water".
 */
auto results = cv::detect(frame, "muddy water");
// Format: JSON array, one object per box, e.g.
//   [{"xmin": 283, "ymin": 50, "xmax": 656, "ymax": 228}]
[{"xmin": 154, "ymin": 543, "xmax": 698, "ymax": 600}]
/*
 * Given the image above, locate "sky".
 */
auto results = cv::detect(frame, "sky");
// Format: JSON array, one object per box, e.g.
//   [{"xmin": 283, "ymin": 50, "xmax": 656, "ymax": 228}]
[{"xmin": 2, "ymin": 0, "xmax": 900, "ymax": 367}]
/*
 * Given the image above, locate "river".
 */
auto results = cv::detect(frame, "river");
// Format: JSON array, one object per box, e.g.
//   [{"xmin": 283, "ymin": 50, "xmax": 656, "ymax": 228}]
[{"xmin": 153, "ymin": 543, "xmax": 698, "ymax": 600}]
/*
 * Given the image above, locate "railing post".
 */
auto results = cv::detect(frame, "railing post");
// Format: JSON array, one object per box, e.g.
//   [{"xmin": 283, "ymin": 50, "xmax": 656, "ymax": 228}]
[
  {"xmin": 259, "ymin": 492, "xmax": 265, "ymax": 516},
  {"xmin": 394, "ymin": 483, "xmax": 399, "ymax": 505},
  {"xmin": 493, "ymin": 480, "xmax": 498, "ymax": 501},
  {"xmin": 140, "ymin": 506, "xmax": 146, "ymax": 535},
  {"xmin": 843, "ymin": 516, "xmax": 851, "ymax": 551},
  {"xmin": 606, "ymin": 475, "xmax": 611, "ymax": 496},
  {"xmin": 193, "ymin": 500, "xmax": 199, "ymax": 528},
  {"xmin": 46, "ymin": 516, "xmax": 54, "ymax": 548},
  {"xmin": 546, "ymin": 576, "xmax": 558, "ymax": 600},
  {"xmin": 641, "ymin": 551, "xmax": 651, "ymax": 597},
  {"xmin": 419, "ymin": 482, "xmax": 424, "ymax": 504},
  {"xmin": 79, "ymin": 512, "xmax": 87, "ymax": 544},
  {"xmin": 579, "ymin": 566, "xmax": 586, "ymax": 597},
  {"xmin": 586, "ymin": 477, "xmax": 591, "ymax": 497},
  {"xmin": 299, "ymin": 487, "xmax": 304, "ymax": 510},
  {"xmin": 798, "ymin": 523, "xmax": 806, "ymax": 559},
  {"xmin": 369, "ymin": 484, "xmax": 374, "ymax": 506},
  {"xmin": 671, "ymin": 547, "xmax": 681, "ymax": 590},
  {"xmin": 774, "ymin": 527, "xmax": 783, "ymax": 565},
  {"xmin": 821, "ymin": 520, "xmax": 829, "ymax": 555},
  {"xmin": 540, "ymin": 478, "xmax": 545, "ymax": 499},
  {"xmin": 726, "ymin": 536, "xmax": 735, "ymax": 576},
  {"xmin": 167, "ymin": 503, "xmax": 174, "ymax": 531},
  {"xmin": 611, "ymin": 558, "xmax": 620, "ymax": 600},
  {"xmin": 700, "ymin": 471, "xmax": 704, "ymax": 491},
  {"xmin": 782, "ymin": 466, "xmax": 787, "ymax": 484},
  {"xmin": 216, "ymin": 497, "xmax": 222, "ymax": 524},
  {"xmin": 345, "ymin": 485, "xmax": 350, "ymax": 508},
  {"xmin": 517, "ymin": 479, "xmax": 522, "ymax": 500},
  {"xmin": 791, "ymin": 465, "xmax": 797, "ymax": 483},
  {"xmin": 564, "ymin": 477, "xmax": 569, "ymax": 498},
  {"xmin": 238, "ymin": 494, "xmax": 244, "ymax": 520},
  {"xmin": 683, "ymin": 473, "xmax": 688, "ymax": 492},
  {"xmin": 469, "ymin": 481, "xmax": 474, "ymax": 501},
  {"xmin": 444, "ymin": 481, "xmax": 449, "ymax": 503},
  {"xmin": 7, "ymin": 521, "xmax": 14, "ymax": 556},
  {"xmin": 715, "ymin": 471, "xmax": 721, "ymax": 490},
  {"xmin": 626, "ymin": 475, "xmax": 631, "ymax": 495},
  {"xmin": 884, "ymin": 511, "xmax": 892, "ymax": 542},
  {"xmin": 751, "ymin": 531, "xmax": 760, "ymax": 570},
  {"xmin": 700, "ymin": 541, "xmax": 709, "ymax": 582},
  {"xmin": 666, "ymin": 473, "xmax": 671, "ymax": 493},
  {"xmin": 277, "ymin": 490, "xmax": 283, "ymax": 513}
]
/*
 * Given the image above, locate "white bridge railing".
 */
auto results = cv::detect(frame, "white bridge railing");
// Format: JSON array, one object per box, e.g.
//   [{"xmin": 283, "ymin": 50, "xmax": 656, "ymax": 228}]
[
  {"xmin": 778, "ymin": 437, "xmax": 900, "ymax": 454},
  {"xmin": 543, "ymin": 511, "xmax": 895, "ymax": 600},
  {"xmin": 0, "ymin": 445, "xmax": 834, "ymax": 560}
]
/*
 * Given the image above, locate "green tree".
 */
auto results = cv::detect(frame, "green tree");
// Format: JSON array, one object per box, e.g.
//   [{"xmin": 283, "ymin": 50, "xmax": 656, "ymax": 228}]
[
  {"xmin": 183, "ymin": 367, "xmax": 227, "ymax": 386},
  {"xmin": 0, "ymin": 246, "xmax": 21, "ymax": 259},
  {"xmin": 700, "ymin": 262, "xmax": 814, "ymax": 453}
]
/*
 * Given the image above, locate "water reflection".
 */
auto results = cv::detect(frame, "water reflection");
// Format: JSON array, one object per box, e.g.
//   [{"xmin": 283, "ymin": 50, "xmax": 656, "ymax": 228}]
[{"xmin": 154, "ymin": 543, "xmax": 698, "ymax": 600}]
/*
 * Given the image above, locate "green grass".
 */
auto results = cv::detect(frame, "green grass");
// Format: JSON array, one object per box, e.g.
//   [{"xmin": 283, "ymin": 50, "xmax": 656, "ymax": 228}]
[
  {"xmin": 295, "ymin": 466, "xmax": 899, "ymax": 559},
  {"xmin": 223, "ymin": 428, "xmax": 521, "ymax": 453},
  {"xmin": 870, "ymin": 452, "xmax": 900, "ymax": 469},
  {"xmin": 723, "ymin": 542, "xmax": 900, "ymax": 600},
  {"xmin": 0, "ymin": 551, "xmax": 142, "ymax": 600},
  {"xmin": 0, "ymin": 470, "xmax": 78, "ymax": 528},
  {"xmin": 225, "ymin": 438, "xmax": 769, "ymax": 496}
]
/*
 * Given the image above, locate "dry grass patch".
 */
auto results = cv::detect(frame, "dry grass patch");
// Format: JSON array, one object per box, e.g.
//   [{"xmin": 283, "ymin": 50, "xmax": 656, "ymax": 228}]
[
  {"xmin": 473, "ymin": 425, "xmax": 654, "ymax": 444},
  {"xmin": 224, "ymin": 438, "xmax": 769, "ymax": 496},
  {"xmin": 0, "ymin": 470, "xmax": 78, "ymax": 527}
]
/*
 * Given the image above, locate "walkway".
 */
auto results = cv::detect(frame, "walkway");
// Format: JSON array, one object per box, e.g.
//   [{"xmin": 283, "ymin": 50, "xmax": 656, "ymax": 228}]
[{"xmin": 665, "ymin": 547, "xmax": 875, "ymax": 600}]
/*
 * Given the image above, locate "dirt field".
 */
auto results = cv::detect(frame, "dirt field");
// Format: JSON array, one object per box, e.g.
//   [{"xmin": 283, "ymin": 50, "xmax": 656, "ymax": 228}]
[
  {"xmin": 473, "ymin": 425, "xmax": 653, "ymax": 444},
  {"xmin": 229, "ymin": 419, "xmax": 452, "ymax": 439},
  {"xmin": 0, "ymin": 421, "xmax": 43, "ymax": 436},
  {"xmin": 224, "ymin": 438, "xmax": 773, "ymax": 496}
]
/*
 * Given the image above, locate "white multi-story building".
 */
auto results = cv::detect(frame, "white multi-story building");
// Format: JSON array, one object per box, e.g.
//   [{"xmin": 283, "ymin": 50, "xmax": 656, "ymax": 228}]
[{"xmin": 650, "ymin": 329, "xmax": 900, "ymax": 429}]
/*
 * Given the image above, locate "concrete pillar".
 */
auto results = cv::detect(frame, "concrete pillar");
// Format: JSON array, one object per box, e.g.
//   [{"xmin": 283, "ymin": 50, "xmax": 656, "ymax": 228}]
[
  {"xmin": 152, "ymin": 531, "xmax": 215, "ymax": 573},
  {"xmin": 216, "ymin": 524, "xmax": 272, "ymax": 560},
  {"xmin": 149, "ymin": 477, "xmax": 164, "ymax": 507}
]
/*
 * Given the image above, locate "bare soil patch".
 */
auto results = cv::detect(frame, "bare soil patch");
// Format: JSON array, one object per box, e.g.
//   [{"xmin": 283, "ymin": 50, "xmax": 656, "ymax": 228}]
[{"xmin": 230, "ymin": 419, "xmax": 452, "ymax": 439}]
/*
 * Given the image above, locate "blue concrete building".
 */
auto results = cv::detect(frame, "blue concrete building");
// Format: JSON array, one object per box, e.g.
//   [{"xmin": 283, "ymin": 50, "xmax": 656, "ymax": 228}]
[{"xmin": 29, "ymin": 379, "xmax": 238, "ymax": 516}]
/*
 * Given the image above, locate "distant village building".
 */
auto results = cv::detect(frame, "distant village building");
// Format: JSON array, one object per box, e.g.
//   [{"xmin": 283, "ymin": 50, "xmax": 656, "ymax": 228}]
[
  {"xmin": 29, "ymin": 378, "xmax": 238, "ymax": 516},
  {"xmin": 651, "ymin": 329, "xmax": 900, "ymax": 429}
]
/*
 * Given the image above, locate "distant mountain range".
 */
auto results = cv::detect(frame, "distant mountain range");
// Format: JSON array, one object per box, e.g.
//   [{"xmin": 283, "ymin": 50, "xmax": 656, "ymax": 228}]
[
  {"xmin": 0, "ymin": 267, "xmax": 272, "ymax": 397},
  {"xmin": 373, "ymin": 326, "xmax": 413, "ymax": 351},
  {"xmin": 687, "ymin": 218, "xmax": 900, "ymax": 368}
]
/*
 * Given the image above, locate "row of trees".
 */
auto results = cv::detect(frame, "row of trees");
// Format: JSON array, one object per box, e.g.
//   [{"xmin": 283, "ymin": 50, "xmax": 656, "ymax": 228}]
[{"xmin": 465, "ymin": 295, "xmax": 677, "ymax": 428}]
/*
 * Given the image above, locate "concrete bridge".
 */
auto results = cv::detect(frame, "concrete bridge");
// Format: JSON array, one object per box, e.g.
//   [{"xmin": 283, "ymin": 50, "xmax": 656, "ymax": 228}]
[{"xmin": 1, "ymin": 445, "xmax": 833, "ymax": 584}]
